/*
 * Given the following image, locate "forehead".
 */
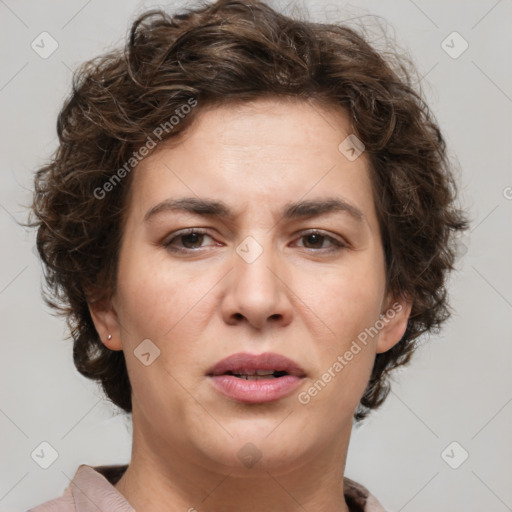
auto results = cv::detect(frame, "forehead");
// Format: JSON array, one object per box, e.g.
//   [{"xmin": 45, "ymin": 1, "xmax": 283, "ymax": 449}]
[
  {"xmin": 180, "ymin": 96, "xmax": 355, "ymax": 155},
  {"xmin": 127, "ymin": 97, "xmax": 378, "ymax": 228}
]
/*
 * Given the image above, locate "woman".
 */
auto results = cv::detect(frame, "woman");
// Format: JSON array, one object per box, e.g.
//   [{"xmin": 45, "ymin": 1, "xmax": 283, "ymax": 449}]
[{"xmin": 28, "ymin": 0, "xmax": 469, "ymax": 510}]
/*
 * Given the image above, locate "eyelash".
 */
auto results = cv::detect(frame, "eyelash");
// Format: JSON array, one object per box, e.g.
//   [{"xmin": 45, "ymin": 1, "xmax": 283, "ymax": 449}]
[{"xmin": 163, "ymin": 228, "xmax": 347, "ymax": 254}]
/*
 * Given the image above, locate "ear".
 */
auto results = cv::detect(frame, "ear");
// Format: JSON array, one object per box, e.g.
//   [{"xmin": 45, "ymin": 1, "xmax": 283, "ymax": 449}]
[
  {"xmin": 88, "ymin": 297, "xmax": 123, "ymax": 351},
  {"xmin": 375, "ymin": 292, "xmax": 413, "ymax": 354}
]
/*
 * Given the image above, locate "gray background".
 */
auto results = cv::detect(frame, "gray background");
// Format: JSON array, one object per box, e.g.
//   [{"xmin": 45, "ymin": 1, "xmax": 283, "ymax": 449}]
[{"xmin": 1, "ymin": 1, "xmax": 511, "ymax": 511}]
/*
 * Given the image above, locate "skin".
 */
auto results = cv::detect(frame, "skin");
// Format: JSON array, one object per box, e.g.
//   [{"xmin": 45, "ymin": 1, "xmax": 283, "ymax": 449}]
[{"xmin": 90, "ymin": 97, "xmax": 412, "ymax": 512}]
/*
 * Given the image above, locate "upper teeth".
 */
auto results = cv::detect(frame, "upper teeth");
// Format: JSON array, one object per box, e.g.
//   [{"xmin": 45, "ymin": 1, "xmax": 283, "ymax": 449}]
[
  {"xmin": 234, "ymin": 369, "xmax": 276, "ymax": 376},
  {"xmin": 255, "ymin": 369, "xmax": 275, "ymax": 376}
]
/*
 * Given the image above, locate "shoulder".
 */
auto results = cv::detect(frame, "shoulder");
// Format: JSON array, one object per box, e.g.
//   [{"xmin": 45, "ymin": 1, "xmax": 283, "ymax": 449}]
[
  {"xmin": 26, "ymin": 492, "xmax": 75, "ymax": 511},
  {"xmin": 26, "ymin": 464, "xmax": 132, "ymax": 512},
  {"xmin": 344, "ymin": 477, "xmax": 388, "ymax": 512}
]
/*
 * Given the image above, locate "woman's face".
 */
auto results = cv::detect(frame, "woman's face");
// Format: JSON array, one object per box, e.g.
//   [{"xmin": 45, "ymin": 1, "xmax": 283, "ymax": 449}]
[{"xmin": 93, "ymin": 98, "xmax": 410, "ymax": 473}]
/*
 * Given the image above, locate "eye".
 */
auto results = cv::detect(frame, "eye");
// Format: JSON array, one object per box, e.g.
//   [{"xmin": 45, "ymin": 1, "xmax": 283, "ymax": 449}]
[
  {"xmin": 163, "ymin": 228, "xmax": 215, "ymax": 253},
  {"xmin": 293, "ymin": 230, "xmax": 347, "ymax": 252},
  {"xmin": 163, "ymin": 228, "xmax": 347, "ymax": 254}
]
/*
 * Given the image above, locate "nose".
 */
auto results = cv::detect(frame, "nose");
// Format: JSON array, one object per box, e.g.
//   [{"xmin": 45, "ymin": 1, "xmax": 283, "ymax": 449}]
[{"xmin": 221, "ymin": 235, "xmax": 294, "ymax": 330}]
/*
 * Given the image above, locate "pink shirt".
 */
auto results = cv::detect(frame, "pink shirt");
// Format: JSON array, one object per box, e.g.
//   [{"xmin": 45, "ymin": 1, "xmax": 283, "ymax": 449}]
[{"xmin": 26, "ymin": 464, "xmax": 387, "ymax": 512}]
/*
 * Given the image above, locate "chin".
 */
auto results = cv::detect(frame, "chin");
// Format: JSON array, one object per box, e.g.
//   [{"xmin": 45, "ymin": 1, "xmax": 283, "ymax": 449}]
[{"xmin": 193, "ymin": 424, "xmax": 316, "ymax": 474}]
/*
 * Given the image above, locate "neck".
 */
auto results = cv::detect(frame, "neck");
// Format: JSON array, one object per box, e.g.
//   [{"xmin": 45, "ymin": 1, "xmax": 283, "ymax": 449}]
[{"xmin": 115, "ymin": 408, "xmax": 352, "ymax": 512}]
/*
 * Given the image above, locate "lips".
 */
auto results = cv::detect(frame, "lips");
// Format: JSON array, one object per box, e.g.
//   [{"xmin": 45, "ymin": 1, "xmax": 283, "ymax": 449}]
[
  {"xmin": 206, "ymin": 352, "xmax": 306, "ymax": 378},
  {"xmin": 206, "ymin": 352, "xmax": 306, "ymax": 404}
]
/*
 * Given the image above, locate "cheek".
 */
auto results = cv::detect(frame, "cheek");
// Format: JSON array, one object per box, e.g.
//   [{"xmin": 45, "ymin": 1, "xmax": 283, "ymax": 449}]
[
  {"xmin": 116, "ymin": 245, "xmax": 204, "ymax": 338},
  {"xmin": 309, "ymin": 256, "xmax": 385, "ymax": 339},
  {"xmin": 297, "ymin": 260, "xmax": 384, "ymax": 412},
  {"xmin": 115, "ymin": 247, "xmax": 221, "ymax": 388},
  {"xmin": 114, "ymin": 251, "xmax": 210, "ymax": 425}
]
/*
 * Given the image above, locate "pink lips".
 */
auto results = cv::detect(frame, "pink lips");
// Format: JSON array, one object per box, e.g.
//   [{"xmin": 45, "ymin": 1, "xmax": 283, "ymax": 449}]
[{"xmin": 206, "ymin": 352, "xmax": 306, "ymax": 404}]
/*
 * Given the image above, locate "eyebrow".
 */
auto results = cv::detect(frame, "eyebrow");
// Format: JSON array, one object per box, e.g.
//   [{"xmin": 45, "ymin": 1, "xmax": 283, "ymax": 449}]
[{"xmin": 143, "ymin": 196, "xmax": 365, "ymax": 223}]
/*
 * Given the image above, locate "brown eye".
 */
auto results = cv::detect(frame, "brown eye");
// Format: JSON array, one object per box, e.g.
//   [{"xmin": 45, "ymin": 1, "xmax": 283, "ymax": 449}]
[
  {"xmin": 164, "ymin": 229, "xmax": 213, "ymax": 252},
  {"xmin": 179, "ymin": 232, "xmax": 206, "ymax": 249},
  {"xmin": 295, "ymin": 231, "xmax": 346, "ymax": 252},
  {"xmin": 302, "ymin": 233, "xmax": 327, "ymax": 249}
]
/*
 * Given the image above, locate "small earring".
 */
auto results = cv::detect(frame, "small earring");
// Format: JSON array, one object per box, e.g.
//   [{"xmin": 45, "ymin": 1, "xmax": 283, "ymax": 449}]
[{"xmin": 107, "ymin": 334, "xmax": 112, "ymax": 341}]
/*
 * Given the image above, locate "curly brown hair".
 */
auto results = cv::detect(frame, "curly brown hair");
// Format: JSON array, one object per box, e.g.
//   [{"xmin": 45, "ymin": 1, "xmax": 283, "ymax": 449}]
[{"xmin": 29, "ymin": 0, "xmax": 469, "ymax": 422}]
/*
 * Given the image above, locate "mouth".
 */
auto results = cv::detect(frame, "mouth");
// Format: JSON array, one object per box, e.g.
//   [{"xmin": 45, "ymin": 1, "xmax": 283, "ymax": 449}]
[
  {"xmin": 206, "ymin": 351, "xmax": 306, "ymax": 378},
  {"xmin": 206, "ymin": 352, "xmax": 306, "ymax": 404},
  {"xmin": 221, "ymin": 369, "xmax": 291, "ymax": 380}
]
